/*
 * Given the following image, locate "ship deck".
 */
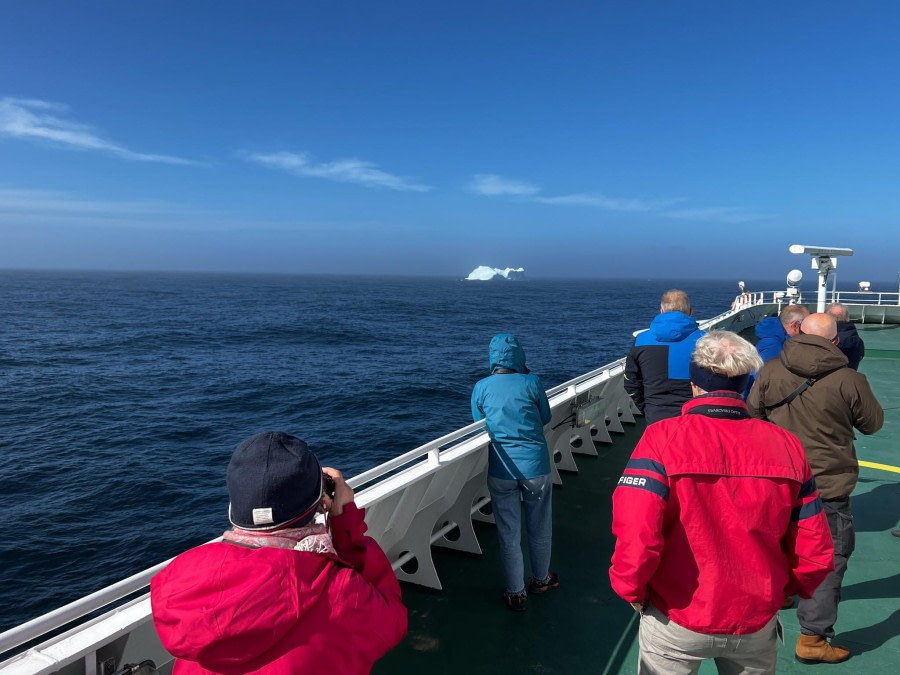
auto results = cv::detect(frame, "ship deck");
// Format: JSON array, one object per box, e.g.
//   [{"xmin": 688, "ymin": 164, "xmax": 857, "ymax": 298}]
[{"xmin": 375, "ymin": 323, "xmax": 900, "ymax": 674}]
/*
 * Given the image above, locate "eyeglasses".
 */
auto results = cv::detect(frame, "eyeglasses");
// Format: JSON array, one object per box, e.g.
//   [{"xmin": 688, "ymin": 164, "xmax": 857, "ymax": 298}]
[{"xmin": 798, "ymin": 328, "xmax": 839, "ymax": 345}]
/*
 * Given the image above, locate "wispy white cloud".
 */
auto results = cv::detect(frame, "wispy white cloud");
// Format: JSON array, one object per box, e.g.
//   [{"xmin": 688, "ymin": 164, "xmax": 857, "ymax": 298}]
[
  {"xmin": 0, "ymin": 185, "xmax": 379, "ymax": 234},
  {"xmin": 664, "ymin": 206, "xmax": 770, "ymax": 224},
  {"xmin": 246, "ymin": 151, "xmax": 432, "ymax": 192},
  {"xmin": 468, "ymin": 173, "xmax": 540, "ymax": 196},
  {"xmin": 0, "ymin": 186, "xmax": 207, "ymax": 230},
  {"xmin": 469, "ymin": 173, "xmax": 675, "ymax": 212},
  {"xmin": 0, "ymin": 97, "xmax": 202, "ymax": 166},
  {"xmin": 532, "ymin": 192, "xmax": 680, "ymax": 212},
  {"xmin": 470, "ymin": 171, "xmax": 768, "ymax": 222},
  {"xmin": 0, "ymin": 187, "xmax": 179, "ymax": 216}
]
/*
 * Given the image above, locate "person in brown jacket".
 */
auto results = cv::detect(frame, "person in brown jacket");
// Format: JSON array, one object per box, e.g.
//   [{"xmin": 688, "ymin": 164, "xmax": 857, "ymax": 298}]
[{"xmin": 747, "ymin": 312, "xmax": 884, "ymax": 666}]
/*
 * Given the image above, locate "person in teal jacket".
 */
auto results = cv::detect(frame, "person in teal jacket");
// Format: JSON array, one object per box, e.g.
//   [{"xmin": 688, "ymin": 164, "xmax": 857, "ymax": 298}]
[{"xmin": 471, "ymin": 334, "xmax": 558, "ymax": 611}]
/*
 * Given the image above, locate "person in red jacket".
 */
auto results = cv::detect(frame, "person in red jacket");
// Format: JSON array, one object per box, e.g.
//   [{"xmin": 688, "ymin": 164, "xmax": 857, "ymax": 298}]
[
  {"xmin": 610, "ymin": 331, "xmax": 834, "ymax": 674},
  {"xmin": 150, "ymin": 431, "xmax": 408, "ymax": 674}
]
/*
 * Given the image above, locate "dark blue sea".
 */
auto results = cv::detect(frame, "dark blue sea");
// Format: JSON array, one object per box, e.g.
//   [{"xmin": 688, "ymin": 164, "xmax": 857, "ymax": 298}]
[{"xmin": 0, "ymin": 271, "xmax": 757, "ymax": 633}]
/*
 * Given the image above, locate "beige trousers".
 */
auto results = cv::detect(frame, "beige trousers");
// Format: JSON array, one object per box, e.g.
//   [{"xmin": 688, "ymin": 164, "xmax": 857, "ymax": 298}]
[{"xmin": 638, "ymin": 604, "xmax": 779, "ymax": 675}]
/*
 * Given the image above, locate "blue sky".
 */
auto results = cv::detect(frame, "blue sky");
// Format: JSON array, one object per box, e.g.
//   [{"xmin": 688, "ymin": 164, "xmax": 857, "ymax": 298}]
[{"xmin": 1, "ymin": 1, "xmax": 899, "ymax": 281}]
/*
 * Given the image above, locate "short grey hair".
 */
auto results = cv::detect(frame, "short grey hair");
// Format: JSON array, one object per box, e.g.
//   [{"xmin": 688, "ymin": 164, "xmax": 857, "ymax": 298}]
[
  {"xmin": 826, "ymin": 303, "xmax": 849, "ymax": 322},
  {"xmin": 660, "ymin": 289, "xmax": 691, "ymax": 313},
  {"xmin": 779, "ymin": 305, "xmax": 809, "ymax": 327},
  {"xmin": 692, "ymin": 330, "xmax": 763, "ymax": 377}
]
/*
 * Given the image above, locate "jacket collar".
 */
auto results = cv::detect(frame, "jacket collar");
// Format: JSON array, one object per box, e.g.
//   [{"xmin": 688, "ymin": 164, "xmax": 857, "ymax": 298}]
[{"xmin": 682, "ymin": 392, "xmax": 750, "ymax": 420}]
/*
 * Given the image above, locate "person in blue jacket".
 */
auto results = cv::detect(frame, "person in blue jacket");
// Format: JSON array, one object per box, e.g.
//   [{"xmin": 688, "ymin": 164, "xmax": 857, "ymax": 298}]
[
  {"xmin": 745, "ymin": 305, "xmax": 810, "ymax": 397},
  {"xmin": 471, "ymin": 334, "xmax": 558, "ymax": 611},
  {"xmin": 624, "ymin": 290, "xmax": 705, "ymax": 424},
  {"xmin": 753, "ymin": 316, "xmax": 789, "ymax": 363},
  {"xmin": 755, "ymin": 305, "xmax": 809, "ymax": 362}
]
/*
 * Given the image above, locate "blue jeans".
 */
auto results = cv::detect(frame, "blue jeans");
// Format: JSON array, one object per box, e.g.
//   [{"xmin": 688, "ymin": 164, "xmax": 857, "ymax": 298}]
[{"xmin": 487, "ymin": 473, "xmax": 553, "ymax": 594}]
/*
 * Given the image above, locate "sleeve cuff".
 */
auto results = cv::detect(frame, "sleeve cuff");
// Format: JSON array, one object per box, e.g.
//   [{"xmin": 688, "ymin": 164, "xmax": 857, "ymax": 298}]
[{"xmin": 331, "ymin": 503, "xmax": 367, "ymax": 548}]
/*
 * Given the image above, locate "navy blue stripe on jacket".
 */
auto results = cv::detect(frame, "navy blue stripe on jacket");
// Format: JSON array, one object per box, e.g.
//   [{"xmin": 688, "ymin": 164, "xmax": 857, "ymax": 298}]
[
  {"xmin": 617, "ymin": 473, "xmax": 670, "ymax": 501},
  {"xmin": 626, "ymin": 458, "xmax": 668, "ymax": 478},
  {"xmin": 791, "ymin": 498, "xmax": 824, "ymax": 522}
]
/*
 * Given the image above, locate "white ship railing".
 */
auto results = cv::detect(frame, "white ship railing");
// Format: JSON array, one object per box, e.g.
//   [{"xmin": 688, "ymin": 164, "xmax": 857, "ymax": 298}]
[
  {"xmin": 725, "ymin": 289, "xmax": 900, "ymax": 310},
  {"xmin": 828, "ymin": 290, "xmax": 900, "ymax": 306},
  {"xmin": 7, "ymin": 285, "xmax": 892, "ymax": 673},
  {"xmin": 0, "ymin": 351, "xmax": 644, "ymax": 673},
  {"xmin": 719, "ymin": 288, "xmax": 900, "ymax": 324}
]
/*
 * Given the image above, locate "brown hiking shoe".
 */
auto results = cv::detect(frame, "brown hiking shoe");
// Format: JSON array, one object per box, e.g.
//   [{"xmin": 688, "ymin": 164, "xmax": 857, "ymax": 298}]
[
  {"xmin": 795, "ymin": 634, "xmax": 851, "ymax": 664},
  {"xmin": 528, "ymin": 572, "xmax": 560, "ymax": 594},
  {"xmin": 503, "ymin": 590, "xmax": 527, "ymax": 612},
  {"xmin": 781, "ymin": 596, "xmax": 795, "ymax": 610}
]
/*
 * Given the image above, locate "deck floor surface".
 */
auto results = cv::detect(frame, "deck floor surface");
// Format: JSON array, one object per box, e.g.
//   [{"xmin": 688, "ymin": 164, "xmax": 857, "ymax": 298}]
[{"xmin": 375, "ymin": 323, "xmax": 900, "ymax": 674}]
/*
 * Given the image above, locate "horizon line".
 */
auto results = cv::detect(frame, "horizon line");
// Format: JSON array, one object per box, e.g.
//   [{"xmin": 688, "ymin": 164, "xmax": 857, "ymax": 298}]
[{"xmin": 2, "ymin": 266, "xmax": 897, "ymax": 286}]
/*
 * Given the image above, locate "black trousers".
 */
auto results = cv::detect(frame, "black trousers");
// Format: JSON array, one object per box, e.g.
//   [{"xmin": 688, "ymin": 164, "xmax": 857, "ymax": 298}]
[{"xmin": 797, "ymin": 498, "xmax": 855, "ymax": 638}]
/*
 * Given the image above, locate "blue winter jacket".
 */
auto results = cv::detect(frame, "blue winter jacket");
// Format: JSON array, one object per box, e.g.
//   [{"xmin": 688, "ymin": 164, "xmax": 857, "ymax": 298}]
[
  {"xmin": 623, "ymin": 312, "xmax": 704, "ymax": 424},
  {"xmin": 754, "ymin": 317, "xmax": 788, "ymax": 362},
  {"xmin": 744, "ymin": 317, "xmax": 790, "ymax": 397},
  {"xmin": 471, "ymin": 334, "xmax": 552, "ymax": 480}
]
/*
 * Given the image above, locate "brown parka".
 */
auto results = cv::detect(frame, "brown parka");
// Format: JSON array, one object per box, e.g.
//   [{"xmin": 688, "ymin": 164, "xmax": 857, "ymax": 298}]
[{"xmin": 747, "ymin": 334, "xmax": 883, "ymax": 499}]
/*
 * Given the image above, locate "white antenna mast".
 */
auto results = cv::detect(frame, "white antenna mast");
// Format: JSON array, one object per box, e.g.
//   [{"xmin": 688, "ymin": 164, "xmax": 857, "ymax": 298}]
[{"xmin": 789, "ymin": 245, "xmax": 854, "ymax": 313}]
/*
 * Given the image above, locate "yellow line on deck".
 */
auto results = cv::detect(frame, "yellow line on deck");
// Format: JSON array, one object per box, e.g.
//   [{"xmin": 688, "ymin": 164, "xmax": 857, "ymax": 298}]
[{"xmin": 859, "ymin": 460, "xmax": 900, "ymax": 475}]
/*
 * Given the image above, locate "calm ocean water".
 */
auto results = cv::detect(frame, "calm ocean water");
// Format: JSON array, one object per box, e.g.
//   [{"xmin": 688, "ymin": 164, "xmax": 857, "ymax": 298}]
[{"xmin": 0, "ymin": 271, "xmax": 754, "ymax": 632}]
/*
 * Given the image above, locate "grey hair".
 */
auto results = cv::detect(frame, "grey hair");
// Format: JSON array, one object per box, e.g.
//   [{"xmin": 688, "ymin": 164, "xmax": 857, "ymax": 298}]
[
  {"xmin": 692, "ymin": 330, "xmax": 763, "ymax": 377},
  {"xmin": 826, "ymin": 303, "xmax": 849, "ymax": 322},
  {"xmin": 779, "ymin": 305, "xmax": 809, "ymax": 326},
  {"xmin": 660, "ymin": 289, "xmax": 691, "ymax": 313}
]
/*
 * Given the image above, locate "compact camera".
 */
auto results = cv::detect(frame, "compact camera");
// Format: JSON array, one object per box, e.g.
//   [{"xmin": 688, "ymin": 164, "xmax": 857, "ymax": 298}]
[{"xmin": 323, "ymin": 473, "xmax": 336, "ymax": 499}]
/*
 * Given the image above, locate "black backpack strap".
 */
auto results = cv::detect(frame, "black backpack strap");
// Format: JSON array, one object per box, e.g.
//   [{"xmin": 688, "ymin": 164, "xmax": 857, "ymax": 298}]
[
  {"xmin": 764, "ymin": 367, "xmax": 839, "ymax": 412},
  {"xmin": 765, "ymin": 378, "xmax": 816, "ymax": 411}
]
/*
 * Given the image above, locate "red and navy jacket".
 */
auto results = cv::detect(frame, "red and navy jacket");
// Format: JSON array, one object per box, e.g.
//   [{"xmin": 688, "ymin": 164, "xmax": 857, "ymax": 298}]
[{"xmin": 609, "ymin": 392, "xmax": 834, "ymax": 635}]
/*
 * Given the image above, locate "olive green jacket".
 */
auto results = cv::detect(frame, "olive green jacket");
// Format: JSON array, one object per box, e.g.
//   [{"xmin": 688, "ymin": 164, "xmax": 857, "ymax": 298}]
[{"xmin": 747, "ymin": 334, "xmax": 883, "ymax": 499}]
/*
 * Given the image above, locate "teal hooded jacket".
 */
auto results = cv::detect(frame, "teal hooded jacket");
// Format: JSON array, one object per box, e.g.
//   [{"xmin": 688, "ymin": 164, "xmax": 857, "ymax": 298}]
[{"xmin": 471, "ymin": 334, "xmax": 552, "ymax": 480}]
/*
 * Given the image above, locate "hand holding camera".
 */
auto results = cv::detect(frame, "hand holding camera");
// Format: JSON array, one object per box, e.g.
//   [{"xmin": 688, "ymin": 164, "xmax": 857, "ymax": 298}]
[{"xmin": 322, "ymin": 467, "xmax": 354, "ymax": 516}]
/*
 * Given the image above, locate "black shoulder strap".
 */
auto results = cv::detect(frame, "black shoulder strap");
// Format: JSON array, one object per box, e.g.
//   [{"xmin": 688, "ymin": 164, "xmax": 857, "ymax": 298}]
[
  {"xmin": 765, "ymin": 378, "xmax": 816, "ymax": 411},
  {"xmin": 764, "ymin": 368, "xmax": 837, "ymax": 412}
]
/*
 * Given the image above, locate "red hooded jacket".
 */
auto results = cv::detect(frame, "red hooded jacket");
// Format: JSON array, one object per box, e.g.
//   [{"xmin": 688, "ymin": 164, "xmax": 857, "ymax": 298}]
[
  {"xmin": 609, "ymin": 393, "xmax": 834, "ymax": 634},
  {"xmin": 150, "ymin": 504, "xmax": 407, "ymax": 674}
]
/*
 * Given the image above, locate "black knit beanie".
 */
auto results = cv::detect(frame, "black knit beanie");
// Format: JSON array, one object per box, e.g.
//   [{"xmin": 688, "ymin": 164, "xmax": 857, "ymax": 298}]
[{"xmin": 227, "ymin": 431, "xmax": 323, "ymax": 530}]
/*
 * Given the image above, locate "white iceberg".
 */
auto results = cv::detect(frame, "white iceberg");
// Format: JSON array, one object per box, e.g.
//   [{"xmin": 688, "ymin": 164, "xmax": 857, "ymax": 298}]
[{"xmin": 465, "ymin": 266, "xmax": 525, "ymax": 281}]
